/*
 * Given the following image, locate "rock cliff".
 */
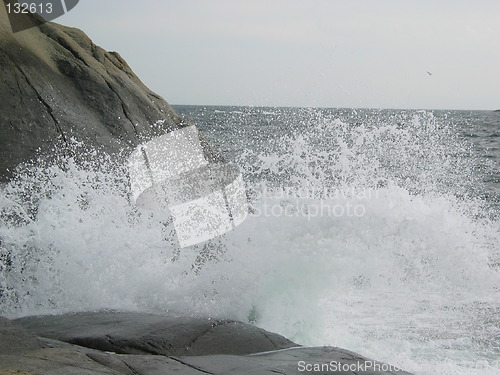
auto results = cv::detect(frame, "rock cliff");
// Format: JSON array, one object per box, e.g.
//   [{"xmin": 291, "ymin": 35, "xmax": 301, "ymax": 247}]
[{"xmin": 0, "ymin": 5, "xmax": 184, "ymax": 181}]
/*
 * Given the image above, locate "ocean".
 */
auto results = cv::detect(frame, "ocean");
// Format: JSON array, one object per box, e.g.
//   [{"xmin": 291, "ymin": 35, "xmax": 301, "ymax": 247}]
[{"xmin": 1, "ymin": 106, "xmax": 499, "ymax": 375}]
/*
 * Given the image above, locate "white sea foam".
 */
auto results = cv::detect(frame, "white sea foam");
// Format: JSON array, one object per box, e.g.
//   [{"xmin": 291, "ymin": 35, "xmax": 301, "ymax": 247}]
[{"xmin": 0, "ymin": 110, "xmax": 498, "ymax": 374}]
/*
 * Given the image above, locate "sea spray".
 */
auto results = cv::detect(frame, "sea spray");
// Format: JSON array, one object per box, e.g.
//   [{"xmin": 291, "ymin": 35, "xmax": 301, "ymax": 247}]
[{"xmin": 0, "ymin": 109, "xmax": 498, "ymax": 375}]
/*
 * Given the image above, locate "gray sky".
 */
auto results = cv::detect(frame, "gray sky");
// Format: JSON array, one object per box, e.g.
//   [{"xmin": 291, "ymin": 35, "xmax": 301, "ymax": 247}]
[{"xmin": 60, "ymin": 0, "xmax": 499, "ymax": 110}]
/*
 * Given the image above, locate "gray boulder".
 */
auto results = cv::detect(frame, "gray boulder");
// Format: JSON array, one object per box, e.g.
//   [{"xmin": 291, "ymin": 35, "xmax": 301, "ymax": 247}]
[{"xmin": 14, "ymin": 311, "xmax": 297, "ymax": 356}]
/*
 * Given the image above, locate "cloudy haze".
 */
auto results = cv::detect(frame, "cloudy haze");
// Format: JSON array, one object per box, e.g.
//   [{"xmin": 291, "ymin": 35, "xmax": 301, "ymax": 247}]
[{"xmin": 60, "ymin": 0, "xmax": 500, "ymax": 110}]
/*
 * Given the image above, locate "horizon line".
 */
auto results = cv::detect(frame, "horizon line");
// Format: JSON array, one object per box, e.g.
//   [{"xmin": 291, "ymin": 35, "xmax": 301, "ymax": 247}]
[{"xmin": 170, "ymin": 104, "xmax": 498, "ymax": 112}]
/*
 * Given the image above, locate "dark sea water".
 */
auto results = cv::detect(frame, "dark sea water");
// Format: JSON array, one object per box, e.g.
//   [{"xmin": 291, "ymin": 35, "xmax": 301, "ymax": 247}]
[
  {"xmin": 174, "ymin": 106, "xmax": 499, "ymax": 214},
  {"xmin": 0, "ymin": 106, "xmax": 498, "ymax": 375}
]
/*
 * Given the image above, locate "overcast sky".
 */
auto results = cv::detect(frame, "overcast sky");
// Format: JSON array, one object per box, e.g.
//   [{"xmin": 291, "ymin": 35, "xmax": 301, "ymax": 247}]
[{"xmin": 59, "ymin": 0, "xmax": 499, "ymax": 110}]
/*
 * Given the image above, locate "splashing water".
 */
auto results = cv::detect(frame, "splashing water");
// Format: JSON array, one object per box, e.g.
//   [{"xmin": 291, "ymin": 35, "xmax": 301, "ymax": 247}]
[{"xmin": 0, "ymin": 109, "xmax": 499, "ymax": 375}]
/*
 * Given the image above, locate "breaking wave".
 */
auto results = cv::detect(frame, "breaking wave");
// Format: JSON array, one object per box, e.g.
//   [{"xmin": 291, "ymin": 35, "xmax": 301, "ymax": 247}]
[{"xmin": 0, "ymin": 109, "xmax": 498, "ymax": 375}]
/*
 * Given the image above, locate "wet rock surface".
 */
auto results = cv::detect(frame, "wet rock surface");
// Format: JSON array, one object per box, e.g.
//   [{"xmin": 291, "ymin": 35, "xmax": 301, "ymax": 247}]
[
  {"xmin": 14, "ymin": 311, "xmax": 297, "ymax": 356},
  {"xmin": 0, "ymin": 312, "xmax": 413, "ymax": 375}
]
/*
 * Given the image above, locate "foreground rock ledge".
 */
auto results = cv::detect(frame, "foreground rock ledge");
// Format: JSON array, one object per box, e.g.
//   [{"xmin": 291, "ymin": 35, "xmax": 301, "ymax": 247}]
[{"xmin": 0, "ymin": 311, "xmax": 412, "ymax": 375}]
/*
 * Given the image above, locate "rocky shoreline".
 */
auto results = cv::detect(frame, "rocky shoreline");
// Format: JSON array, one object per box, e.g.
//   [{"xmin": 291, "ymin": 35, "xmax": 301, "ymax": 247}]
[{"xmin": 1, "ymin": 311, "xmax": 412, "ymax": 374}]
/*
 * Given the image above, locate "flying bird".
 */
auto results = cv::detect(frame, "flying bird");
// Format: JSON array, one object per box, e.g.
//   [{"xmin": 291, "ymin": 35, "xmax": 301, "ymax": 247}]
[{"xmin": 426, "ymin": 71, "xmax": 432, "ymax": 76}]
